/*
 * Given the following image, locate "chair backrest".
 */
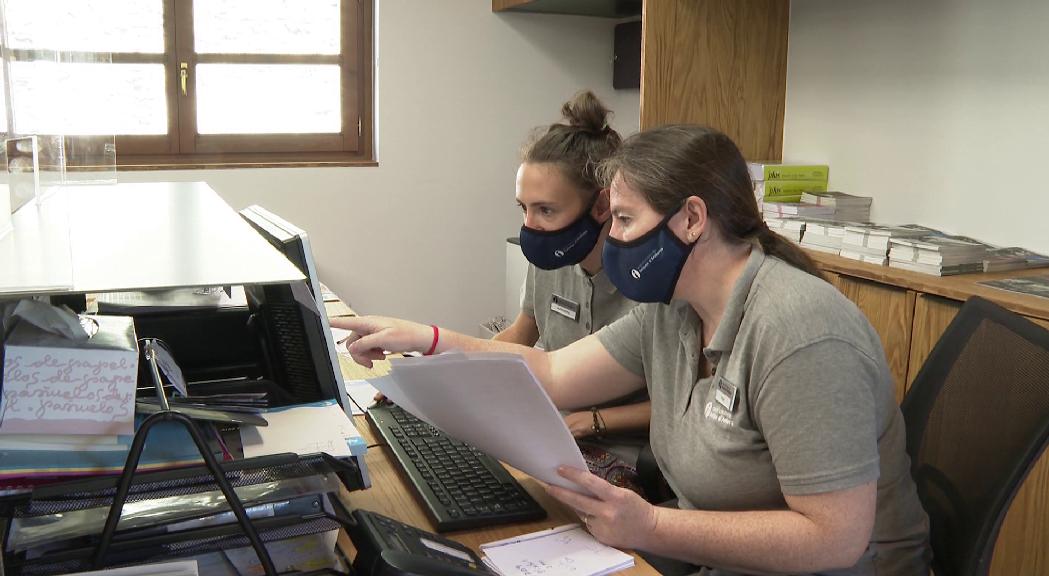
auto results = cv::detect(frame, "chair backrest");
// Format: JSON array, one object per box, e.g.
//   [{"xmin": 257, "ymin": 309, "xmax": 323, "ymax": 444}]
[{"xmin": 902, "ymin": 296, "xmax": 1049, "ymax": 576}]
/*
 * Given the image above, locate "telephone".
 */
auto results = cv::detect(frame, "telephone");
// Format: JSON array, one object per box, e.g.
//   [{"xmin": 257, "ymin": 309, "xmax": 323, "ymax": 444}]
[{"xmin": 348, "ymin": 508, "xmax": 492, "ymax": 576}]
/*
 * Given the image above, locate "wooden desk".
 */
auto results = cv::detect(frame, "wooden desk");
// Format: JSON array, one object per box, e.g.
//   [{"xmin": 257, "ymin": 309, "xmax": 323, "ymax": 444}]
[{"xmin": 334, "ymin": 353, "xmax": 658, "ymax": 574}]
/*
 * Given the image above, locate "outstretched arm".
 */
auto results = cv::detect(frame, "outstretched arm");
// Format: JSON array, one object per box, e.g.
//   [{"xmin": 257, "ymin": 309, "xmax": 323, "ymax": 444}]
[{"xmin": 329, "ymin": 315, "xmax": 644, "ymax": 410}]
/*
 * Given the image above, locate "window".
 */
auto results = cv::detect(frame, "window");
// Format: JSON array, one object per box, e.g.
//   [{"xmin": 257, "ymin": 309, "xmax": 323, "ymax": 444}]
[{"xmin": 2, "ymin": 0, "xmax": 373, "ymax": 168}]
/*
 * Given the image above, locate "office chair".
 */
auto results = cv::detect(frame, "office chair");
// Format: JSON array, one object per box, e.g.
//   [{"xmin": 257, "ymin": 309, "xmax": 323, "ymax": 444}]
[{"xmin": 901, "ymin": 296, "xmax": 1049, "ymax": 576}]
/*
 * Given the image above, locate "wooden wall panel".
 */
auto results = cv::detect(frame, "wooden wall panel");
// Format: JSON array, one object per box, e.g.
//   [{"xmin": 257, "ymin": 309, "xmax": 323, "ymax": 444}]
[
  {"xmin": 835, "ymin": 277, "xmax": 915, "ymax": 403},
  {"xmin": 640, "ymin": 0, "xmax": 788, "ymax": 160}
]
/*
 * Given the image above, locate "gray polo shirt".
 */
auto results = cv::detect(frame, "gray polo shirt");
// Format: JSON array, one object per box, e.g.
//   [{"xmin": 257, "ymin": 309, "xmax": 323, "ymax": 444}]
[
  {"xmin": 597, "ymin": 247, "xmax": 930, "ymax": 576},
  {"xmin": 521, "ymin": 263, "xmax": 637, "ymax": 352},
  {"xmin": 521, "ymin": 263, "xmax": 646, "ymax": 464}
]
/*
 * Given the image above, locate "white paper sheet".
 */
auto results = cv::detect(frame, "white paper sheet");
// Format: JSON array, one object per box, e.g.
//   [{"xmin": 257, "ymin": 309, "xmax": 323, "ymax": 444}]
[
  {"xmin": 63, "ymin": 560, "xmax": 199, "ymax": 576},
  {"xmin": 344, "ymin": 378, "xmax": 380, "ymax": 415},
  {"xmin": 373, "ymin": 352, "xmax": 589, "ymax": 492},
  {"xmin": 240, "ymin": 401, "xmax": 364, "ymax": 458},
  {"xmin": 481, "ymin": 524, "xmax": 633, "ymax": 576}
]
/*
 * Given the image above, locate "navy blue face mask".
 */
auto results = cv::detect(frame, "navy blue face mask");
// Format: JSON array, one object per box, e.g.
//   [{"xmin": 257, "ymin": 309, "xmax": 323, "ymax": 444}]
[
  {"xmin": 519, "ymin": 196, "xmax": 604, "ymax": 270},
  {"xmin": 602, "ymin": 208, "xmax": 695, "ymax": 304}
]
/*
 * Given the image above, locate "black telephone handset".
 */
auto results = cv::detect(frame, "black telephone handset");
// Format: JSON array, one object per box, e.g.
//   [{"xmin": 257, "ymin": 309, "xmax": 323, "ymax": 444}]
[{"xmin": 348, "ymin": 509, "xmax": 492, "ymax": 576}]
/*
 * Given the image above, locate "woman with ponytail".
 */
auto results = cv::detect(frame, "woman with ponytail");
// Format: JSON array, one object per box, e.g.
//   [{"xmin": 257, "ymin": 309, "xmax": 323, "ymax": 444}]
[{"xmin": 337, "ymin": 126, "xmax": 930, "ymax": 575}]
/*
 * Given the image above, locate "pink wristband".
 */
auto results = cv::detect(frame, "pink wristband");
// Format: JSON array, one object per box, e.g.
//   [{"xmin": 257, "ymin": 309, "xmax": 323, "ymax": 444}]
[{"xmin": 424, "ymin": 325, "xmax": 439, "ymax": 356}]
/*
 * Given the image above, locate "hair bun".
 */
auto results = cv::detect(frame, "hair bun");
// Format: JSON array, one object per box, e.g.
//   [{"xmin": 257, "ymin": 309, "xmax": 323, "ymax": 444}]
[{"xmin": 561, "ymin": 90, "xmax": 613, "ymax": 135}]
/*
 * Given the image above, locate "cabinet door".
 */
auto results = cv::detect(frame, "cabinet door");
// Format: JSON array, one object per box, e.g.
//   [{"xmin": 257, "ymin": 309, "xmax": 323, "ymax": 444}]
[
  {"xmin": 906, "ymin": 294, "xmax": 962, "ymax": 388},
  {"xmin": 908, "ymin": 294, "xmax": 1049, "ymax": 576},
  {"xmin": 835, "ymin": 276, "xmax": 915, "ymax": 404}
]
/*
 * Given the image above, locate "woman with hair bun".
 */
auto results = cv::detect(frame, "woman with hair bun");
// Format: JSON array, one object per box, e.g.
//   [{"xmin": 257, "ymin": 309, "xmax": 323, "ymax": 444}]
[{"xmin": 340, "ymin": 90, "xmax": 652, "ymax": 495}]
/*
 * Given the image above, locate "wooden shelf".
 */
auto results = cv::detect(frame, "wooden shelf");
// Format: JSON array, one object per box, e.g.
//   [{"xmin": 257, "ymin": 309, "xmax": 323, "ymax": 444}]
[
  {"xmin": 809, "ymin": 250, "xmax": 1049, "ymax": 322},
  {"xmin": 492, "ymin": 0, "xmax": 641, "ymax": 18}
]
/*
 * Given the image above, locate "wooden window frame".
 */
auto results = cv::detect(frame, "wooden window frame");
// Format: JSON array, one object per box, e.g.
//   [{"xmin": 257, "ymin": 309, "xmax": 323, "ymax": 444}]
[{"xmin": 6, "ymin": 0, "xmax": 374, "ymax": 170}]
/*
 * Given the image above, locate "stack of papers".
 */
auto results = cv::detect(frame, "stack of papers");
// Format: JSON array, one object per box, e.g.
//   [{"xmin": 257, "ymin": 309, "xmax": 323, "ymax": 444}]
[
  {"xmin": 372, "ymin": 352, "xmax": 588, "ymax": 492},
  {"xmin": 481, "ymin": 524, "xmax": 634, "ymax": 576},
  {"xmin": 240, "ymin": 400, "xmax": 366, "ymax": 458}
]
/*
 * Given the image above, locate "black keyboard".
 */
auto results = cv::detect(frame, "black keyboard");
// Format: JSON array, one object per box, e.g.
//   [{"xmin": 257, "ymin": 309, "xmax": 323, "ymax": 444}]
[{"xmin": 367, "ymin": 403, "xmax": 546, "ymax": 532}]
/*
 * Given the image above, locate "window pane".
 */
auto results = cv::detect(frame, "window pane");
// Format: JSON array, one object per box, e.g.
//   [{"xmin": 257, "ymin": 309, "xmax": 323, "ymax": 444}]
[
  {"xmin": 0, "ymin": 64, "xmax": 7, "ymax": 134},
  {"xmin": 4, "ymin": 0, "xmax": 164, "ymax": 53},
  {"xmin": 194, "ymin": 0, "xmax": 340, "ymax": 55},
  {"xmin": 196, "ymin": 64, "xmax": 341, "ymax": 134},
  {"xmin": 10, "ymin": 62, "xmax": 167, "ymax": 135}
]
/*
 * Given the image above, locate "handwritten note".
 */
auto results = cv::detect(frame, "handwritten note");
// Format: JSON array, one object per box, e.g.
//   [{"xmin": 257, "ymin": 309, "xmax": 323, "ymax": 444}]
[
  {"xmin": 481, "ymin": 524, "xmax": 634, "ymax": 576},
  {"xmin": 1, "ymin": 348, "xmax": 137, "ymax": 436}
]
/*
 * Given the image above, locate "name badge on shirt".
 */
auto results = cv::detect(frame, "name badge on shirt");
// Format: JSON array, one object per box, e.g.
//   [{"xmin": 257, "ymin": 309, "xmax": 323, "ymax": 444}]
[
  {"xmin": 550, "ymin": 294, "xmax": 580, "ymax": 321},
  {"xmin": 715, "ymin": 378, "xmax": 739, "ymax": 412}
]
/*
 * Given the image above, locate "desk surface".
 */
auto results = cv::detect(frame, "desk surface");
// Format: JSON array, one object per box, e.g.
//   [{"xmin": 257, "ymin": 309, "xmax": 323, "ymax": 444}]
[{"xmin": 335, "ymin": 349, "xmax": 659, "ymax": 575}]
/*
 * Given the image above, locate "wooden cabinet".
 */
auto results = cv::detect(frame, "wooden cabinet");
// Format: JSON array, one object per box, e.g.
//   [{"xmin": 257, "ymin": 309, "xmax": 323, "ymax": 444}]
[
  {"xmin": 831, "ymin": 277, "xmax": 915, "ymax": 403},
  {"xmin": 495, "ymin": 0, "xmax": 789, "ymax": 161},
  {"xmin": 639, "ymin": 0, "xmax": 789, "ymax": 160},
  {"xmin": 906, "ymin": 294, "xmax": 961, "ymax": 386},
  {"xmin": 814, "ymin": 254, "xmax": 1049, "ymax": 576}
]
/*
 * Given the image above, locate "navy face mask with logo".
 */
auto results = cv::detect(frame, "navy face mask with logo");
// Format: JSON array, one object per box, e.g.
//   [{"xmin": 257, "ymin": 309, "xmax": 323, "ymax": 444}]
[
  {"xmin": 602, "ymin": 209, "xmax": 694, "ymax": 304},
  {"xmin": 519, "ymin": 197, "xmax": 603, "ymax": 270}
]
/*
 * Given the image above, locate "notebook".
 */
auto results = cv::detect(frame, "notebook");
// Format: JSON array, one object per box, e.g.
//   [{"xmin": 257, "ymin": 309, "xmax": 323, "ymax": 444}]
[{"xmin": 480, "ymin": 524, "xmax": 634, "ymax": 576}]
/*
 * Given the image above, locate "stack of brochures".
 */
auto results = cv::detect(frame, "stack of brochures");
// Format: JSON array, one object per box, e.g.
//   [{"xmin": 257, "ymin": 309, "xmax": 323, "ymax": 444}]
[
  {"xmin": 982, "ymin": 247, "xmax": 1049, "ymax": 273},
  {"xmin": 799, "ymin": 219, "xmax": 854, "ymax": 255},
  {"xmin": 799, "ymin": 191, "xmax": 872, "ymax": 222},
  {"xmin": 979, "ymin": 275, "xmax": 1049, "ymax": 300},
  {"xmin": 837, "ymin": 223, "xmax": 942, "ymax": 265},
  {"xmin": 749, "ymin": 162, "xmax": 829, "ymax": 204},
  {"xmin": 888, "ymin": 234, "xmax": 994, "ymax": 276},
  {"xmin": 761, "ymin": 199, "xmax": 835, "ymax": 220},
  {"xmin": 481, "ymin": 524, "xmax": 634, "ymax": 576},
  {"xmin": 764, "ymin": 216, "xmax": 806, "ymax": 243}
]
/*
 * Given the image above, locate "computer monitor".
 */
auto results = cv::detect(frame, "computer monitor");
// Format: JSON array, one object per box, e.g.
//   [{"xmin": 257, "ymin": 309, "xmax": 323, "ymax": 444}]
[{"xmin": 239, "ymin": 205, "xmax": 351, "ymax": 415}]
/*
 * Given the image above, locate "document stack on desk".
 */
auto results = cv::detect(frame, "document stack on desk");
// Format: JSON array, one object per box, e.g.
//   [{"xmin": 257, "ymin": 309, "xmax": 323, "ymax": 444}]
[
  {"xmin": 240, "ymin": 399, "xmax": 367, "ymax": 459},
  {"xmin": 481, "ymin": 524, "xmax": 634, "ymax": 576},
  {"xmin": 372, "ymin": 352, "xmax": 589, "ymax": 492},
  {"xmin": 1, "ymin": 452, "xmax": 354, "ymax": 575},
  {"xmin": 239, "ymin": 399, "xmax": 369, "ymax": 486}
]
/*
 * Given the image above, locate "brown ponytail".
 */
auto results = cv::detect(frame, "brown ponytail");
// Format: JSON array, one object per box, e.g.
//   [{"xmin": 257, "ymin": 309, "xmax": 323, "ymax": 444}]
[
  {"xmin": 522, "ymin": 90, "xmax": 622, "ymax": 196},
  {"xmin": 598, "ymin": 125, "xmax": 824, "ymax": 280}
]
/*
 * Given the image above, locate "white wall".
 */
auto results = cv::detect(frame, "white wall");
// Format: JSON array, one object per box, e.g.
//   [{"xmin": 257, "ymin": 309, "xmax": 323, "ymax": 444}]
[
  {"xmin": 784, "ymin": 0, "xmax": 1049, "ymax": 254},
  {"xmin": 120, "ymin": 1, "xmax": 639, "ymax": 334}
]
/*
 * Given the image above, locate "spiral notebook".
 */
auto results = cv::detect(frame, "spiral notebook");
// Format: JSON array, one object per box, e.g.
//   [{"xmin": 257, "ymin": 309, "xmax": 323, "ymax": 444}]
[{"xmin": 480, "ymin": 523, "xmax": 634, "ymax": 576}]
